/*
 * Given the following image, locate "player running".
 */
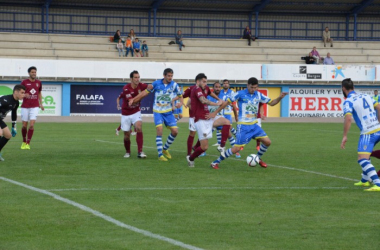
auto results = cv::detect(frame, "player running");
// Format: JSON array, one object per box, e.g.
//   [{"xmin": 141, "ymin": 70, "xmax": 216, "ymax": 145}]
[
  {"xmin": 180, "ymin": 81, "xmax": 221, "ymax": 156},
  {"xmin": 186, "ymin": 73, "xmax": 231, "ymax": 168},
  {"xmin": 130, "ymin": 68, "xmax": 183, "ymax": 161},
  {"xmin": 341, "ymin": 78, "xmax": 380, "ymax": 191},
  {"xmin": 116, "ymin": 70, "xmax": 147, "ymax": 158},
  {"xmin": 210, "ymin": 77, "xmax": 287, "ymax": 169},
  {"xmin": 20, "ymin": 66, "xmax": 45, "ymax": 150},
  {"xmin": 0, "ymin": 85, "xmax": 25, "ymax": 160}
]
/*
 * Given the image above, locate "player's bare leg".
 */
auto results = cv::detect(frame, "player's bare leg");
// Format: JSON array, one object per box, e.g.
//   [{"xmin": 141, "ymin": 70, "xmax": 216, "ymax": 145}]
[
  {"xmin": 0, "ymin": 127, "xmax": 12, "ymax": 161},
  {"xmin": 134, "ymin": 121, "xmax": 146, "ymax": 158}
]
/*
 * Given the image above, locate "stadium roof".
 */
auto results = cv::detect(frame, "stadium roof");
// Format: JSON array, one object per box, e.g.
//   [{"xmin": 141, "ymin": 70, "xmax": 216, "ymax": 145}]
[{"xmin": 1, "ymin": 0, "xmax": 380, "ymax": 15}]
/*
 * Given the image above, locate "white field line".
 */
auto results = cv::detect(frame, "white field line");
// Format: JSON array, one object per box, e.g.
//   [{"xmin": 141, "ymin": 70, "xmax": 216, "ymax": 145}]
[
  {"xmin": 0, "ymin": 176, "xmax": 204, "ymax": 250},
  {"xmin": 95, "ymin": 139, "xmax": 359, "ymax": 183},
  {"xmin": 48, "ymin": 186, "xmax": 351, "ymax": 192}
]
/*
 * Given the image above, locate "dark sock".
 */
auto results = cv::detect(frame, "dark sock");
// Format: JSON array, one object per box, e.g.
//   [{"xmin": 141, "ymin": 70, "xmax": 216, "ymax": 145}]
[
  {"xmin": 0, "ymin": 136, "xmax": 9, "ymax": 151},
  {"xmin": 256, "ymin": 140, "xmax": 260, "ymax": 147},
  {"xmin": 220, "ymin": 125, "xmax": 230, "ymax": 147},
  {"xmin": 124, "ymin": 139, "xmax": 131, "ymax": 153},
  {"xmin": 26, "ymin": 129, "xmax": 34, "ymax": 144},
  {"xmin": 194, "ymin": 139, "xmax": 200, "ymax": 150},
  {"xmin": 117, "ymin": 125, "xmax": 121, "ymax": 131},
  {"xmin": 187, "ymin": 135, "xmax": 195, "ymax": 155},
  {"xmin": 190, "ymin": 146, "xmax": 205, "ymax": 161},
  {"xmin": 136, "ymin": 132, "xmax": 143, "ymax": 153},
  {"xmin": 22, "ymin": 127, "xmax": 27, "ymax": 143},
  {"xmin": 371, "ymin": 150, "xmax": 380, "ymax": 159}
]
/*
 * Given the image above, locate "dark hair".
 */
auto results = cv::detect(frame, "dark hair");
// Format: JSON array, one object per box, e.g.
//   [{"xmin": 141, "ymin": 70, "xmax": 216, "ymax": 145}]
[
  {"xmin": 342, "ymin": 78, "xmax": 354, "ymax": 90},
  {"xmin": 163, "ymin": 68, "xmax": 174, "ymax": 76},
  {"xmin": 223, "ymin": 79, "xmax": 229, "ymax": 84},
  {"xmin": 130, "ymin": 70, "xmax": 139, "ymax": 79},
  {"xmin": 195, "ymin": 73, "xmax": 207, "ymax": 82},
  {"xmin": 13, "ymin": 84, "xmax": 25, "ymax": 92},
  {"xmin": 28, "ymin": 66, "xmax": 37, "ymax": 73},
  {"xmin": 213, "ymin": 81, "xmax": 221, "ymax": 88},
  {"xmin": 248, "ymin": 77, "xmax": 258, "ymax": 85},
  {"xmin": 135, "ymin": 38, "xmax": 139, "ymax": 41}
]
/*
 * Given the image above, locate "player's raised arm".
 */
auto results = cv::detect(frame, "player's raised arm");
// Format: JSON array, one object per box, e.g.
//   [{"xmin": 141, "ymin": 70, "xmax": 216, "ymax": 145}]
[
  {"xmin": 130, "ymin": 84, "xmax": 152, "ymax": 105},
  {"xmin": 268, "ymin": 92, "xmax": 288, "ymax": 106}
]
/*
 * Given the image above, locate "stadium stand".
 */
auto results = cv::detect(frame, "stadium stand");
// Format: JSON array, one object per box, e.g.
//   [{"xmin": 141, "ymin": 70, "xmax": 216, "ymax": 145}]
[{"xmin": 0, "ymin": 32, "xmax": 379, "ymax": 64}]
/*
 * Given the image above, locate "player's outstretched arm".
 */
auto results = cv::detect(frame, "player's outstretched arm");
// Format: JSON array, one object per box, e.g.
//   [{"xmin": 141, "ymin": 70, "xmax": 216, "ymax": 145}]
[
  {"xmin": 268, "ymin": 92, "xmax": 288, "ymax": 106},
  {"xmin": 341, "ymin": 114, "xmax": 352, "ymax": 149},
  {"xmin": 130, "ymin": 84, "xmax": 152, "ymax": 105}
]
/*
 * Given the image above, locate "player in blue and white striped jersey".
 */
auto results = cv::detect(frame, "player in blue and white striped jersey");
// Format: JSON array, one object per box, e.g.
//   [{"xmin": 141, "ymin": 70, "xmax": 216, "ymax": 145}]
[
  {"xmin": 210, "ymin": 77, "xmax": 287, "ymax": 169},
  {"xmin": 131, "ymin": 68, "xmax": 183, "ymax": 161},
  {"xmin": 341, "ymin": 78, "xmax": 380, "ymax": 191}
]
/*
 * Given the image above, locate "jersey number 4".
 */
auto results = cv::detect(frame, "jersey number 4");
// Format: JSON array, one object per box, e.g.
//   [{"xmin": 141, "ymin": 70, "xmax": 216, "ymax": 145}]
[{"xmin": 363, "ymin": 98, "xmax": 373, "ymax": 112}]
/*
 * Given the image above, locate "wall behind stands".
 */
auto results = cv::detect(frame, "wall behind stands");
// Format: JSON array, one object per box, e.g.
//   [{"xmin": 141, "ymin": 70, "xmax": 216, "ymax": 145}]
[{"xmin": 1, "ymin": 5, "xmax": 380, "ymax": 40}]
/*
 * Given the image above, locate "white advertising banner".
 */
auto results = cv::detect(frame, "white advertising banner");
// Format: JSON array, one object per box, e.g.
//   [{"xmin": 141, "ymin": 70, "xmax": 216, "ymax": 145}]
[
  {"xmin": 0, "ymin": 84, "xmax": 62, "ymax": 116},
  {"xmin": 262, "ymin": 65, "xmax": 376, "ymax": 81},
  {"xmin": 288, "ymin": 87, "xmax": 379, "ymax": 118},
  {"xmin": 0, "ymin": 59, "xmax": 261, "ymax": 81}
]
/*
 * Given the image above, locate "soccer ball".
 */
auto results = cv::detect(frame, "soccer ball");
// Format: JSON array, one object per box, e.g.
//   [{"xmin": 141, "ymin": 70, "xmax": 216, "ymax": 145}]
[{"xmin": 246, "ymin": 154, "xmax": 260, "ymax": 167}]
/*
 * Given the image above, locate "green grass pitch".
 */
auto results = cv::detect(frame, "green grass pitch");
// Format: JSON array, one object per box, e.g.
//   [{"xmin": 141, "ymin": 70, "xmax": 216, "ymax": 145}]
[{"xmin": 1, "ymin": 122, "xmax": 380, "ymax": 250}]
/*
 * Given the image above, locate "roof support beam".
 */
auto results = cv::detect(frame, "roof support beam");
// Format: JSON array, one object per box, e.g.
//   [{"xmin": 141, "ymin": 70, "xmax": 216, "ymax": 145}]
[
  {"xmin": 350, "ymin": 0, "xmax": 374, "ymax": 15},
  {"xmin": 151, "ymin": 0, "xmax": 166, "ymax": 11},
  {"xmin": 252, "ymin": 0, "xmax": 272, "ymax": 13}
]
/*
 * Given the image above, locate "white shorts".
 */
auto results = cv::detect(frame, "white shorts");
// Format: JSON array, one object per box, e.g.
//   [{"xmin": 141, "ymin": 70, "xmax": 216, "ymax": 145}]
[
  {"xmin": 189, "ymin": 117, "xmax": 196, "ymax": 132},
  {"xmin": 121, "ymin": 111, "xmax": 142, "ymax": 132},
  {"xmin": 21, "ymin": 107, "xmax": 39, "ymax": 121},
  {"xmin": 195, "ymin": 118, "xmax": 216, "ymax": 141}
]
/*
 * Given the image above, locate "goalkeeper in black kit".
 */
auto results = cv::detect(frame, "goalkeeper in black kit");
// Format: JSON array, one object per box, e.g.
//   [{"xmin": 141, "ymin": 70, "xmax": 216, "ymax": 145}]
[{"xmin": 0, "ymin": 85, "xmax": 26, "ymax": 161}]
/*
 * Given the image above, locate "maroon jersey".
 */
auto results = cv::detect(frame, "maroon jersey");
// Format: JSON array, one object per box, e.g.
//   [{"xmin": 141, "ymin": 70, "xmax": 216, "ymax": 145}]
[
  {"xmin": 183, "ymin": 85, "xmax": 197, "ymax": 118},
  {"xmin": 118, "ymin": 82, "xmax": 148, "ymax": 116},
  {"xmin": 190, "ymin": 85, "xmax": 211, "ymax": 122},
  {"xmin": 21, "ymin": 79, "xmax": 42, "ymax": 108}
]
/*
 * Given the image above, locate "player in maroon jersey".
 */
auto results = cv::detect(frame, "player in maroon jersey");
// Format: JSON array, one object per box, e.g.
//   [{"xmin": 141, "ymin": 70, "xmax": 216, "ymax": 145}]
[
  {"xmin": 116, "ymin": 70, "xmax": 147, "ymax": 158},
  {"xmin": 20, "ymin": 66, "xmax": 44, "ymax": 150},
  {"xmin": 179, "ymin": 83, "xmax": 222, "ymax": 156},
  {"xmin": 186, "ymin": 73, "xmax": 230, "ymax": 168}
]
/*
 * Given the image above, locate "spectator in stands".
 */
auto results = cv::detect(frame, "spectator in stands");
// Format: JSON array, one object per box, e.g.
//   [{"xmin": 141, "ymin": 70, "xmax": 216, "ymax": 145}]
[
  {"xmin": 114, "ymin": 30, "xmax": 122, "ymax": 43},
  {"xmin": 128, "ymin": 29, "xmax": 136, "ymax": 42},
  {"xmin": 323, "ymin": 27, "xmax": 333, "ymax": 47},
  {"xmin": 311, "ymin": 46, "xmax": 322, "ymax": 64},
  {"xmin": 141, "ymin": 40, "xmax": 149, "ymax": 57},
  {"xmin": 175, "ymin": 30, "xmax": 185, "ymax": 51},
  {"xmin": 304, "ymin": 52, "xmax": 316, "ymax": 64},
  {"xmin": 373, "ymin": 90, "xmax": 379, "ymax": 103},
  {"xmin": 243, "ymin": 26, "xmax": 255, "ymax": 46},
  {"xmin": 323, "ymin": 52, "xmax": 335, "ymax": 65},
  {"xmin": 133, "ymin": 38, "xmax": 143, "ymax": 57},
  {"xmin": 116, "ymin": 39, "xmax": 124, "ymax": 57},
  {"xmin": 125, "ymin": 36, "xmax": 134, "ymax": 57}
]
